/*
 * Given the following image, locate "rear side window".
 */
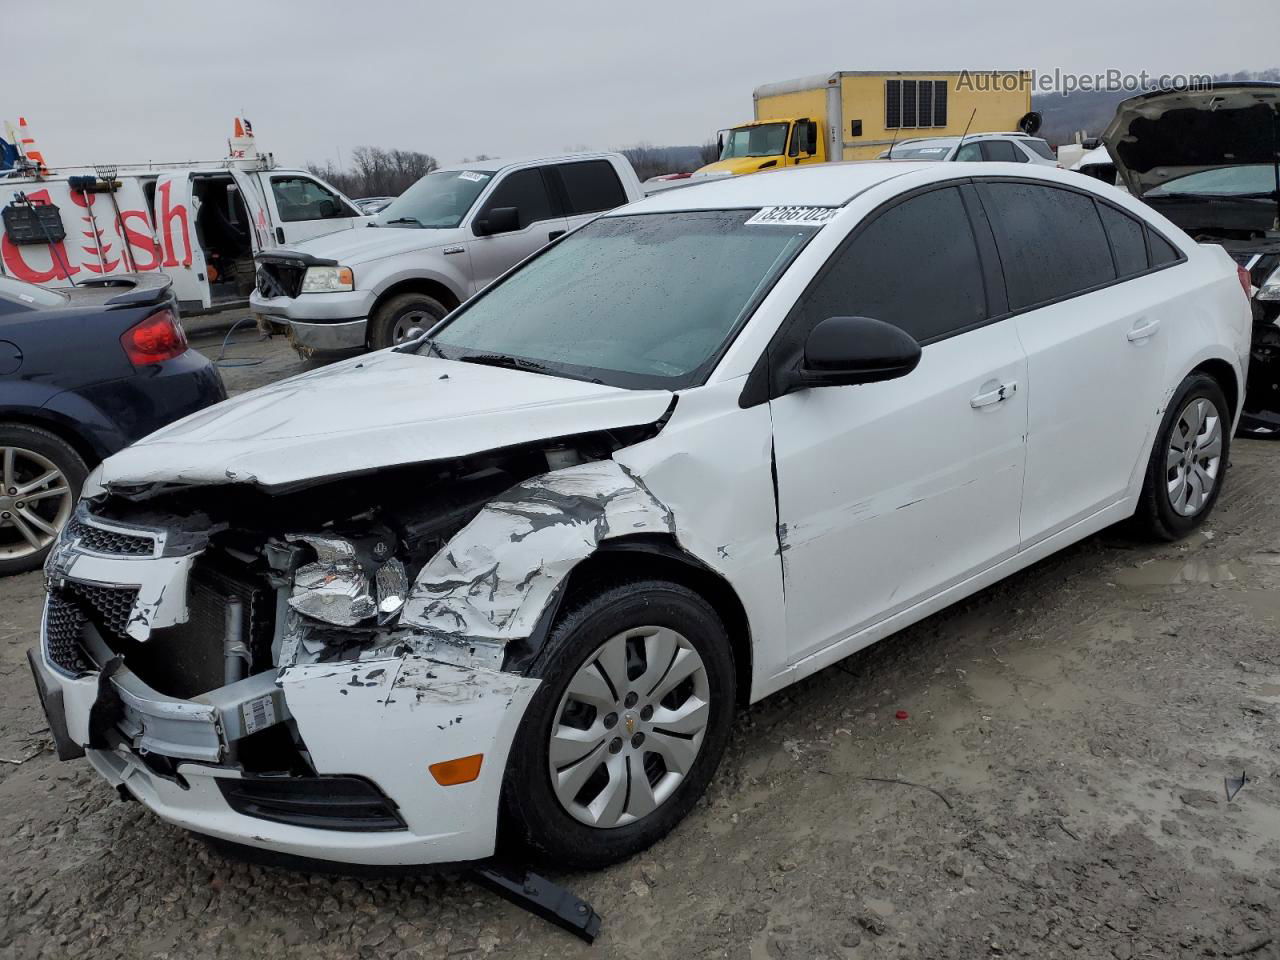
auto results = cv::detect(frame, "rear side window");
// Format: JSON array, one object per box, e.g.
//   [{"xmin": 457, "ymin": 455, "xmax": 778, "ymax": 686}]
[
  {"xmin": 556, "ymin": 160, "xmax": 627, "ymax": 216},
  {"xmin": 1149, "ymin": 230, "xmax": 1181, "ymax": 266},
  {"xmin": 800, "ymin": 187, "xmax": 987, "ymax": 343},
  {"xmin": 982, "ymin": 140, "xmax": 1022, "ymax": 162},
  {"xmin": 980, "ymin": 182, "xmax": 1117, "ymax": 309},
  {"xmin": 1023, "ymin": 139, "xmax": 1057, "ymax": 160},
  {"xmin": 1099, "ymin": 204, "xmax": 1149, "ymax": 277},
  {"xmin": 479, "ymin": 168, "xmax": 555, "ymax": 229}
]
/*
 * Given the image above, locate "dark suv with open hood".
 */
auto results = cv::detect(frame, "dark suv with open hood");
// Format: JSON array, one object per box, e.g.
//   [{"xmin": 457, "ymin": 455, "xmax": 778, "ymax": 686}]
[{"xmin": 1104, "ymin": 82, "xmax": 1280, "ymax": 436}]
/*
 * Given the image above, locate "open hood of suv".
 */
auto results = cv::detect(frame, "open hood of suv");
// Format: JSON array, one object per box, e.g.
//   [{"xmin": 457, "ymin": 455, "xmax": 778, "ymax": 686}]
[
  {"xmin": 1103, "ymin": 83, "xmax": 1280, "ymax": 196},
  {"xmin": 97, "ymin": 351, "xmax": 673, "ymax": 492}
]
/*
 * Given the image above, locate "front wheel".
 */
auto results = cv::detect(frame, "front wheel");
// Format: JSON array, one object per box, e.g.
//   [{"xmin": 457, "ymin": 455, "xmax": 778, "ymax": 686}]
[
  {"xmin": 1134, "ymin": 373, "xmax": 1230, "ymax": 541},
  {"xmin": 367, "ymin": 293, "xmax": 449, "ymax": 350},
  {"xmin": 501, "ymin": 579, "xmax": 736, "ymax": 869}
]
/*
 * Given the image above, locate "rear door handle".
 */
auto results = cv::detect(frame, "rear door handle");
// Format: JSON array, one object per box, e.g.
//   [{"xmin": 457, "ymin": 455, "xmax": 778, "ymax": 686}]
[
  {"xmin": 970, "ymin": 381, "xmax": 1018, "ymax": 409},
  {"xmin": 548, "ymin": 230, "xmax": 565, "ymax": 241},
  {"xmin": 1126, "ymin": 317, "xmax": 1161, "ymax": 342}
]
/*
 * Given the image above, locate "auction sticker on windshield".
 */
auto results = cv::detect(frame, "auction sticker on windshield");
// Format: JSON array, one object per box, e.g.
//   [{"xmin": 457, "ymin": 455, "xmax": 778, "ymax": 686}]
[
  {"xmin": 745, "ymin": 206, "xmax": 839, "ymax": 226},
  {"xmin": 457, "ymin": 171, "xmax": 490, "ymax": 182}
]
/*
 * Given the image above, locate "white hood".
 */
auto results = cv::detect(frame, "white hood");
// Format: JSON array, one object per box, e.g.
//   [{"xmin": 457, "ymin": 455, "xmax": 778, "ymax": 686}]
[
  {"xmin": 99, "ymin": 351, "xmax": 673, "ymax": 491},
  {"xmin": 286, "ymin": 224, "xmax": 470, "ymax": 266}
]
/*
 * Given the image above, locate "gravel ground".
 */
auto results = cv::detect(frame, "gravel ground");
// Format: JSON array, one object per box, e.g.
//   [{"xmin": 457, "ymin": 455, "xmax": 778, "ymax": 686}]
[{"xmin": 1, "ymin": 335, "xmax": 1278, "ymax": 958}]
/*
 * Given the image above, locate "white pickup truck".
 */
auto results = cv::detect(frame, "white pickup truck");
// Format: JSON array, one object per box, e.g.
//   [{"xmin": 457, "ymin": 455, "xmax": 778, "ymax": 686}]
[{"xmin": 250, "ymin": 152, "xmax": 643, "ymax": 351}]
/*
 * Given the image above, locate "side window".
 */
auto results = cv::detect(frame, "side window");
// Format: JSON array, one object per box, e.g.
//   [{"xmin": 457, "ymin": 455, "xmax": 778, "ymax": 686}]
[
  {"xmin": 954, "ymin": 142, "xmax": 983, "ymax": 162},
  {"xmin": 556, "ymin": 161, "xmax": 627, "ymax": 216},
  {"xmin": 980, "ymin": 182, "xmax": 1117, "ymax": 309},
  {"xmin": 981, "ymin": 140, "xmax": 1021, "ymax": 162},
  {"xmin": 479, "ymin": 168, "xmax": 555, "ymax": 229},
  {"xmin": 1098, "ymin": 203, "xmax": 1149, "ymax": 277},
  {"xmin": 1148, "ymin": 229, "xmax": 1181, "ymax": 267},
  {"xmin": 270, "ymin": 176, "xmax": 352, "ymax": 222},
  {"xmin": 800, "ymin": 187, "xmax": 987, "ymax": 344}
]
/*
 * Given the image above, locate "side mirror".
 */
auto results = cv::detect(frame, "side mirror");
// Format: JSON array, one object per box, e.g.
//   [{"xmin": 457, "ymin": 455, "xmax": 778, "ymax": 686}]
[
  {"xmin": 787, "ymin": 316, "xmax": 921, "ymax": 392},
  {"xmin": 317, "ymin": 198, "xmax": 338, "ymax": 218},
  {"xmin": 474, "ymin": 206, "xmax": 520, "ymax": 237}
]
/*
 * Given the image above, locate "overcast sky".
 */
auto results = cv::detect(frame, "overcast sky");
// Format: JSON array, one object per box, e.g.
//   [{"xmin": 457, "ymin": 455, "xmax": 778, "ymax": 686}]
[{"xmin": 6, "ymin": 0, "xmax": 1274, "ymax": 169}]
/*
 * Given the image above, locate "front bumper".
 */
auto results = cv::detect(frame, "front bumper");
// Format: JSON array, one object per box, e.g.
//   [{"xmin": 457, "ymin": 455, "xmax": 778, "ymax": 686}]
[
  {"xmin": 249, "ymin": 289, "xmax": 373, "ymax": 351},
  {"xmin": 33, "ymin": 521, "xmax": 540, "ymax": 866}
]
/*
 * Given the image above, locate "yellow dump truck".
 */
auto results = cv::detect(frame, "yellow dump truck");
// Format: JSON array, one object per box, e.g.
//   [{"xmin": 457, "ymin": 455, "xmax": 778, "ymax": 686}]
[{"xmin": 697, "ymin": 70, "xmax": 1033, "ymax": 175}]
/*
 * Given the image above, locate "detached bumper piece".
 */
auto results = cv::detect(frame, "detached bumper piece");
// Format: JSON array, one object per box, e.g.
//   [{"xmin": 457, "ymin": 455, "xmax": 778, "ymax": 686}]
[
  {"xmin": 470, "ymin": 862, "xmax": 603, "ymax": 945},
  {"xmin": 216, "ymin": 775, "xmax": 406, "ymax": 832}
]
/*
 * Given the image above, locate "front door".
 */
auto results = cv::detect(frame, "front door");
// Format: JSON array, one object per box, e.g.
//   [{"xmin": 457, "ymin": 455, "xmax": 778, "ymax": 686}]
[
  {"xmin": 263, "ymin": 174, "xmax": 364, "ymax": 247},
  {"xmin": 975, "ymin": 181, "xmax": 1170, "ymax": 545},
  {"xmin": 769, "ymin": 185, "xmax": 1028, "ymax": 662},
  {"xmin": 466, "ymin": 166, "xmax": 567, "ymax": 293}
]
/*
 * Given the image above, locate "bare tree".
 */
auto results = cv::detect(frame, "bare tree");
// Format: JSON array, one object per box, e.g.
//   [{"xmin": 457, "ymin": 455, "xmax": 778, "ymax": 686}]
[{"xmin": 307, "ymin": 146, "xmax": 437, "ymax": 198}]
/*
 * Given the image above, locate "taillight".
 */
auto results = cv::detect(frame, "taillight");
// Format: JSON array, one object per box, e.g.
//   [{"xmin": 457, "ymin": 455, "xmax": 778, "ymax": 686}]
[
  {"xmin": 1237, "ymin": 265, "xmax": 1254, "ymax": 300},
  {"xmin": 120, "ymin": 307, "xmax": 188, "ymax": 365}
]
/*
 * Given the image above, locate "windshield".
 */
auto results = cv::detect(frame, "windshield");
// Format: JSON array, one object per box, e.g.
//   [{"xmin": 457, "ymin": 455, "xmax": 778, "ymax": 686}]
[
  {"xmin": 0, "ymin": 276, "xmax": 68, "ymax": 308},
  {"xmin": 425, "ymin": 210, "xmax": 822, "ymax": 389},
  {"xmin": 1146, "ymin": 165, "xmax": 1280, "ymax": 198},
  {"xmin": 886, "ymin": 143, "xmax": 953, "ymax": 160},
  {"xmin": 720, "ymin": 124, "xmax": 789, "ymax": 160},
  {"xmin": 374, "ymin": 169, "xmax": 494, "ymax": 227}
]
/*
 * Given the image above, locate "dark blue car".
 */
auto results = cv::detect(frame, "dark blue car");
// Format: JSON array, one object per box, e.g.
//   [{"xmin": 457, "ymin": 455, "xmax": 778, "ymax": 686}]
[{"xmin": 0, "ymin": 273, "xmax": 225, "ymax": 574}]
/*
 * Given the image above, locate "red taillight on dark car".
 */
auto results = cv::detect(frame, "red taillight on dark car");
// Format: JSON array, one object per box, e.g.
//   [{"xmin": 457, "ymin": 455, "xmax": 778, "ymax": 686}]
[{"xmin": 121, "ymin": 308, "xmax": 188, "ymax": 365}]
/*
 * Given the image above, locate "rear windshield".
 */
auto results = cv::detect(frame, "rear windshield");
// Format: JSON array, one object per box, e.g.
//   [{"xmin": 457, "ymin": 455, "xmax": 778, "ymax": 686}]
[
  {"xmin": 1023, "ymin": 139, "xmax": 1057, "ymax": 160},
  {"xmin": 0, "ymin": 276, "xmax": 68, "ymax": 308},
  {"xmin": 887, "ymin": 144, "xmax": 953, "ymax": 160}
]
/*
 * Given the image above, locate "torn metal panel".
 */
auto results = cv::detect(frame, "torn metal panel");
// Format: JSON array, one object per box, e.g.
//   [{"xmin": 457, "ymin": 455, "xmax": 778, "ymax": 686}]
[{"xmin": 400, "ymin": 460, "xmax": 675, "ymax": 643}]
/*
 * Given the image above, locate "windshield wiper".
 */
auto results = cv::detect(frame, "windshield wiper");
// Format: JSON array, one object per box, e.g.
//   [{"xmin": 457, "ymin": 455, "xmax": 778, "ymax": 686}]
[
  {"xmin": 383, "ymin": 216, "xmax": 424, "ymax": 227},
  {"xmin": 457, "ymin": 353, "xmax": 552, "ymax": 374}
]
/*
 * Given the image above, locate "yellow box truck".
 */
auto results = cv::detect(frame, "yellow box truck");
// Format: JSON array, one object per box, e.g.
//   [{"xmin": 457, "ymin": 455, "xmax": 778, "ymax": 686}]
[{"xmin": 697, "ymin": 70, "xmax": 1033, "ymax": 175}]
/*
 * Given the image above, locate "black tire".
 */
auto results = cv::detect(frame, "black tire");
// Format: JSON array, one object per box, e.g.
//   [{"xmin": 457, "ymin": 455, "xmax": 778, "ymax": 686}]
[
  {"xmin": 0, "ymin": 423, "xmax": 88, "ymax": 576},
  {"xmin": 500, "ymin": 579, "xmax": 737, "ymax": 870},
  {"xmin": 367, "ymin": 293, "xmax": 449, "ymax": 350},
  {"xmin": 1134, "ymin": 373, "xmax": 1231, "ymax": 541}
]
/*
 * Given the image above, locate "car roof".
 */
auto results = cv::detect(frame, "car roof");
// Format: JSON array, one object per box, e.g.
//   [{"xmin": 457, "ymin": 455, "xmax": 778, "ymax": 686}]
[
  {"xmin": 622, "ymin": 161, "xmax": 938, "ymax": 212},
  {"xmin": 436, "ymin": 151, "xmax": 620, "ymax": 174}
]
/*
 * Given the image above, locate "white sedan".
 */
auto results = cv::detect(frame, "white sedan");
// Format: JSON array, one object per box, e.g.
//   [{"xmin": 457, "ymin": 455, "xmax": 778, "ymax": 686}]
[{"xmin": 31, "ymin": 160, "xmax": 1251, "ymax": 870}]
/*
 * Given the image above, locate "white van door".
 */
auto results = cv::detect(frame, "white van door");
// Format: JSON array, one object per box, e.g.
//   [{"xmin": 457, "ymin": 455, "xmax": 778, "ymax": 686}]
[
  {"xmin": 228, "ymin": 169, "xmax": 274, "ymax": 254},
  {"xmin": 259, "ymin": 173, "xmax": 363, "ymax": 247},
  {"xmin": 152, "ymin": 173, "xmax": 211, "ymax": 308}
]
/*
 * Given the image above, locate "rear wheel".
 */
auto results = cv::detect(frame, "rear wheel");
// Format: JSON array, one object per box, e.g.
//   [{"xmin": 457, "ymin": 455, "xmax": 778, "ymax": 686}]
[
  {"xmin": 501, "ymin": 579, "xmax": 736, "ymax": 869},
  {"xmin": 1134, "ymin": 373, "xmax": 1230, "ymax": 541},
  {"xmin": 0, "ymin": 424, "xmax": 87, "ymax": 576},
  {"xmin": 367, "ymin": 293, "xmax": 449, "ymax": 350}
]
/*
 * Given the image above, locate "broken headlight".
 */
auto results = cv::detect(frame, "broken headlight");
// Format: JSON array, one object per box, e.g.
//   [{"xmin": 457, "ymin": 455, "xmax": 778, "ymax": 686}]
[
  {"xmin": 286, "ymin": 533, "xmax": 406, "ymax": 627},
  {"xmin": 300, "ymin": 265, "xmax": 354, "ymax": 293}
]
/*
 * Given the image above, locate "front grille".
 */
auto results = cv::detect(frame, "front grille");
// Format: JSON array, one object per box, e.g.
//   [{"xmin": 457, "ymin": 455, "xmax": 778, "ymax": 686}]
[
  {"xmin": 64, "ymin": 515, "xmax": 155, "ymax": 556},
  {"xmin": 256, "ymin": 261, "xmax": 304, "ymax": 299},
  {"xmin": 65, "ymin": 581, "xmax": 139, "ymax": 639},
  {"xmin": 44, "ymin": 591, "xmax": 91, "ymax": 676}
]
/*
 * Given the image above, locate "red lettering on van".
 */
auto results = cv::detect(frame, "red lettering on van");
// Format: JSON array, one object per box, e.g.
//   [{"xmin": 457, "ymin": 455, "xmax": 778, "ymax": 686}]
[
  {"xmin": 0, "ymin": 189, "xmax": 80, "ymax": 283},
  {"xmin": 157, "ymin": 180, "xmax": 192, "ymax": 268}
]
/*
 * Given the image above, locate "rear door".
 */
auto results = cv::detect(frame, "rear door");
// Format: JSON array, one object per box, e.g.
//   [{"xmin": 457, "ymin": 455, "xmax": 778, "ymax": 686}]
[
  {"xmin": 466, "ymin": 166, "xmax": 567, "ymax": 293},
  {"xmin": 152, "ymin": 173, "xmax": 210, "ymax": 308},
  {"xmin": 770, "ymin": 185, "xmax": 1028, "ymax": 662},
  {"xmin": 976, "ymin": 180, "xmax": 1169, "ymax": 545},
  {"xmin": 551, "ymin": 159, "xmax": 630, "ymax": 233},
  {"xmin": 228, "ymin": 169, "xmax": 273, "ymax": 253},
  {"xmin": 262, "ymin": 173, "xmax": 363, "ymax": 246}
]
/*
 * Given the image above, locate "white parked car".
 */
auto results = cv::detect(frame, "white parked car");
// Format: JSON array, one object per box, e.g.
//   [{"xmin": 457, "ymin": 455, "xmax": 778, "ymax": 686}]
[
  {"xmin": 880, "ymin": 132, "xmax": 1060, "ymax": 165},
  {"xmin": 30, "ymin": 161, "xmax": 1251, "ymax": 871}
]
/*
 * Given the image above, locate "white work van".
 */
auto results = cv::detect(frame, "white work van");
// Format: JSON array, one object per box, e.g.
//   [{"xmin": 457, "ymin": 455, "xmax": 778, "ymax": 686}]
[{"xmin": 0, "ymin": 130, "xmax": 365, "ymax": 313}]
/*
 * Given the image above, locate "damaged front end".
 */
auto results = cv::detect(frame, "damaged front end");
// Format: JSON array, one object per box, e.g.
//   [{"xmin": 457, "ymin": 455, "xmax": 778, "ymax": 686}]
[{"xmin": 32, "ymin": 422, "xmax": 677, "ymax": 864}]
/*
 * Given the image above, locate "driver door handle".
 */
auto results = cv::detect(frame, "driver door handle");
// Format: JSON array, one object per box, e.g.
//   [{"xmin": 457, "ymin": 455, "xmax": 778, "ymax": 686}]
[
  {"xmin": 1126, "ymin": 317, "xmax": 1161, "ymax": 342},
  {"xmin": 970, "ymin": 381, "xmax": 1018, "ymax": 409}
]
